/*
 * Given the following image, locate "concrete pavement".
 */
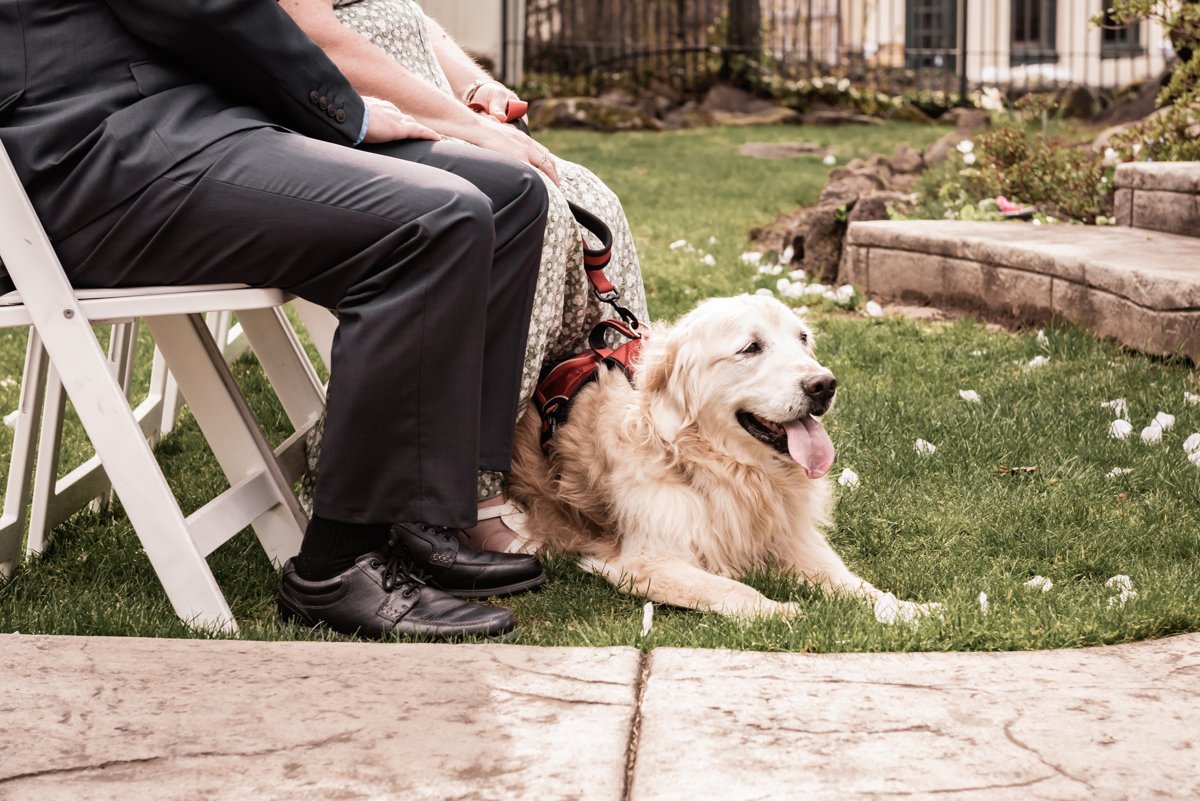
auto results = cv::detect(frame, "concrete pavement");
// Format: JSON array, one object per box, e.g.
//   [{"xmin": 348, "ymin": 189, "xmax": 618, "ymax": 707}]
[{"xmin": 1, "ymin": 632, "xmax": 1198, "ymax": 800}]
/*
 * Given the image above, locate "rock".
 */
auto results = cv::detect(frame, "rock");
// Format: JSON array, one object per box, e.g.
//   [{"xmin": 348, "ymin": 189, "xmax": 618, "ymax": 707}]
[
  {"xmin": 940, "ymin": 107, "xmax": 991, "ymax": 135},
  {"xmin": 890, "ymin": 143, "xmax": 925, "ymax": 174},
  {"xmin": 597, "ymin": 88, "xmax": 638, "ymax": 109},
  {"xmin": 738, "ymin": 142, "xmax": 827, "ymax": 159},
  {"xmin": 803, "ymin": 206, "xmax": 846, "ymax": 283},
  {"xmin": 925, "ymin": 130, "xmax": 968, "ymax": 166},
  {"xmin": 1055, "ymin": 84, "xmax": 1101, "ymax": 119},
  {"xmin": 700, "ymin": 84, "xmax": 777, "ymax": 115},
  {"xmin": 866, "ymin": 154, "xmax": 895, "ymax": 180},
  {"xmin": 884, "ymin": 104, "xmax": 935, "ymax": 124},
  {"xmin": 527, "ymin": 97, "xmax": 661, "ymax": 132},
  {"xmin": 802, "ymin": 109, "xmax": 884, "ymax": 126},
  {"xmin": 819, "ymin": 173, "xmax": 885, "ymax": 208},
  {"xmin": 847, "ymin": 191, "xmax": 912, "ymax": 224},
  {"xmin": 659, "ymin": 100, "xmax": 715, "ymax": 130},
  {"xmin": 711, "ymin": 107, "xmax": 803, "ymax": 126}
]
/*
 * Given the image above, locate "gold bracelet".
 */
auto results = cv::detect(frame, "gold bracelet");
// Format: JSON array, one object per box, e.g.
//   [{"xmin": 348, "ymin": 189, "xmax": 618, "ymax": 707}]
[{"xmin": 462, "ymin": 78, "xmax": 499, "ymax": 105}]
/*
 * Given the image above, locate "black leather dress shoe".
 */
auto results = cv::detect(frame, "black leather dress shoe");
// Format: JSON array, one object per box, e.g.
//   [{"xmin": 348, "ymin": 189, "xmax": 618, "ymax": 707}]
[
  {"xmin": 390, "ymin": 521, "xmax": 547, "ymax": 599},
  {"xmin": 278, "ymin": 551, "xmax": 515, "ymax": 640}
]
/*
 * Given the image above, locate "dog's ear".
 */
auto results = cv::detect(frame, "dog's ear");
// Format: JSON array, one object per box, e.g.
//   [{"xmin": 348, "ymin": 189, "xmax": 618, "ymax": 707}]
[{"xmin": 637, "ymin": 327, "xmax": 692, "ymax": 441}]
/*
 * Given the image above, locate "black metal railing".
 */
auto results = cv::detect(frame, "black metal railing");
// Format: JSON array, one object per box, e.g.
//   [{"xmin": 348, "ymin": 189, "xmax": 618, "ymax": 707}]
[{"xmin": 513, "ymin": 0, "xmax": 1170, "ymax": 100}]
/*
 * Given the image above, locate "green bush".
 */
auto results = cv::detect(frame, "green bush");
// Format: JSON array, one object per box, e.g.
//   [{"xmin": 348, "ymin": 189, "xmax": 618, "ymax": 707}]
[{"xmin": 905, "ymin": 104, "xmax": 1115, "ymax": 225}]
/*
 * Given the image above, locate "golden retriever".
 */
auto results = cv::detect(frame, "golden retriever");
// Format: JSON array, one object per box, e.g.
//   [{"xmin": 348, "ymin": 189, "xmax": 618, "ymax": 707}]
[{"xmin": 508, "ymin": 294, "xmax": 933, "ymax": 620}]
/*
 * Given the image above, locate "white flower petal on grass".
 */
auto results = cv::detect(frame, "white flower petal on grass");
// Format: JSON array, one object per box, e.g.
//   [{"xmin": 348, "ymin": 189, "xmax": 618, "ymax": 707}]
[
  {"xmin": 754, "ymin": 288, "xmax": 774, "ymax": 297},
  {"xmin": 970, "ymin": 350, "xmax": 985, "ymax": 357},
  {"xmin": 1140, "ymin": 422, "xmax": 1163, "ymax": 444},
  {"xmin": 1108, "ymin": 419, "xmax": 1132, "ymax": 440},
  {"xmin": 962, "ymin": 152, "xmax": 977, "ymax": 165},
  {"xmin": 1185, "ymin": 391, "xmax": 1200, "ymax": 406},
  {"xmin": 640, "ymin": 602, "xmax": 654, "ymax": 637},
  {"xmin": 1154, "ymin": 411, "xmax": 1175, "ymax": 431},
  {"xmin": 1026, "ymin": 355, "xmax": 1050, "ymax": 369},
  {"xmin": 822, "ymin": 153, "xmax": 837, "ymax": 166},
  {"xmin": 1036, "ymin": 328, "xmax": 1049, "ymax": 345},
  {"xmin": 2, "ymin": 409, "xmax": 17, "ymax": 428},
  {"xmin": 1025, "ymin": 575, "xmax": 1054, "ymax": 592},
  {"xmin": 865, "ymin": 300, "xmax": 883, "ymax": 317},
  {"xmin": 979, "ymin": 592, "xmax": 989, "ymax": 615},
  {"xmin": 1189, "ymin": 449, "xmax": 1200, "ymax": 468},
  {"xmin": 1105, "ymin": 575, "xmax": 1133, "ymax": 592},
  {"xmin": 669, "ymin": 239, "xmax": 688, "ymax": 250},
  {"xmin": 959, "ymin": 389, "xmax": 981, "ymax": 403},
  {"xmin": 758, "ymin": 262, "xmax": 784, "ymax": 276},
  {"xmin": 701, "ymin": 254, "xmax": 716, "ymax": 267},
  {"xmin": 956, "ymin": 139, "xmax": 975, "ymax": 154},
  {"xmin": 1183, "ymin": 432, "xmax": 1200, "ymax": 455},
  {"xmin": 915, "ymin": 439, "xmax": 937, "ymax": 456},
  {"xmin": 1101, "ymin": 398, "xmax": 1129, "ymax": 420},
  {"xmin": 0, "ymin": 378, "xmax": 16, "ymax": 389},
  {"xmin": 788, "ymin": 268, "xmax": 806, "ymax": 281},
  {"xmin": 708, "ymin": 235, "xmax": 718, "ymax": 245},
  {"xmin": 1106, "ymin": 467, "xmax": 1132, "ymax": 478},
  {"xmin": 740, "ymin": 251, "xmax": 763, "ymax": 265},
  {"xmin": 781, "ymin": 245, "xmax": 795, "ymax": 264},
  {"xmin": 835, "ymin": 284, "xmax": 856, "ymax": 304},
  {"xmin": 776, "ymin": 277, "xmax": 792, "ymax": 294},
  {"xmin": 874, "ymin": 593, "xmax": 937, "ymax": 627},
  {"xmin": 1105, "ymin": 576, "xmax": 1138, "ymax": 608},
  {"xmin": 838, "ymin": 468, "xmax": 860, "ymax": 488}
]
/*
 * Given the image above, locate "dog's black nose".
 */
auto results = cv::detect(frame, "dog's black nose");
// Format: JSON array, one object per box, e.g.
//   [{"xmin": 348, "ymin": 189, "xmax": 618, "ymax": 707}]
[{"xmin": 802, "ymin": 373, "xmax": 837, "ymax": 402}]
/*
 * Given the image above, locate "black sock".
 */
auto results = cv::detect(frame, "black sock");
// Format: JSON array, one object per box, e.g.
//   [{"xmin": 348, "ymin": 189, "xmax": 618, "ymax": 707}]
[{"xmin": 294, "ymin": 515, "xmax": 391, "ymax": 581}]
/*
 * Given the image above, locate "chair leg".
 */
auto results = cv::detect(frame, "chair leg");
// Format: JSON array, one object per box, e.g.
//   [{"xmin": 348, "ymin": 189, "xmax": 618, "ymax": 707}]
[
  {"xmin": 144, "ymin": 313, "xmax": 305, "ymax": 567},
  {"xmin": 0, "ymin": 332, "xmax": 49, "ymax": 578},
  {"xmin": 290, "ymin": 298, "xmax": 337, "ymax": 374},
  {"xmin": 235, "ymin": 307, "xmax": 326, "ymax": 430},
  {"xmin": 26, "ymin": 364, "xmax": 65, "ymax": 556},
  {"xmin": 35, "ymin": 324, "xmax": 237, "ymax": 630}
]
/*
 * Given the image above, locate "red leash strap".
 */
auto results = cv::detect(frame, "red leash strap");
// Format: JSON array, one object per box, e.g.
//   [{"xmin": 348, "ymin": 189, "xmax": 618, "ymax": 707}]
[{"xmin": 568, "ymin": 201, "xmax": 640, "ymax": 330}]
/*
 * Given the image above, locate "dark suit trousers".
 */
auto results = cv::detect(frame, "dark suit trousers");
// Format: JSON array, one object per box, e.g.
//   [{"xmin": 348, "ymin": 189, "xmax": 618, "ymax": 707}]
[{"xmin": 52, "ymin": 128, "xmax": 549, "ymax": 527}]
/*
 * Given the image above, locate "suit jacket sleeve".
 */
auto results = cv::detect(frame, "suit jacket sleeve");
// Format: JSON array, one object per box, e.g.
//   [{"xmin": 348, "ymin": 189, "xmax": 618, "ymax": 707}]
[{"xmin": 102, "ymin": 0, "xmax": 365, "ymax": 145}]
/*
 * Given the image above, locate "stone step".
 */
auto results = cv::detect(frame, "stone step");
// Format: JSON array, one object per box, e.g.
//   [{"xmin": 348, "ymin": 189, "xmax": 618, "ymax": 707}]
[
  {"xmin": 841, "ymin": 220, "xmax": 1200, "ymax": 360},
  {"xmin": 1115, "ymin": 161, "xmax": 1200, "ymax": 238}
]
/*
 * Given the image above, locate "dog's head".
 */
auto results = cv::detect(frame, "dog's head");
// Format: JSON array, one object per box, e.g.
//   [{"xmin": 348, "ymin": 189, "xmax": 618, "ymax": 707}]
[{"xmin": 636, "ymin": 294, "xmax": 837, "ymax": 479}]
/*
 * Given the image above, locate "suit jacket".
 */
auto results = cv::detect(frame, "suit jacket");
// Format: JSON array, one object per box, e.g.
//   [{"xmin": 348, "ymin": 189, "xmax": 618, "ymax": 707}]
[{"xmin": 0, "ymin": 0, "xmax": 365, "ymax": 245}]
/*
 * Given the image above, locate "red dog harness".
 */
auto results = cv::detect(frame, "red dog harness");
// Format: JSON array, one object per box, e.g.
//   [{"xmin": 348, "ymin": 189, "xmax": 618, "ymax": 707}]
[{"xmin": 534, "ymin": 203, "xmax": 644, "ymax": 453}]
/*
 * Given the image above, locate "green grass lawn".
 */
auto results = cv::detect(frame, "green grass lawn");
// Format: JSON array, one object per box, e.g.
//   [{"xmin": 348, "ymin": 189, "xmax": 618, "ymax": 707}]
[{"xmin": 2, "ymin": 121, "xmax": 1198, "ymax": 651}]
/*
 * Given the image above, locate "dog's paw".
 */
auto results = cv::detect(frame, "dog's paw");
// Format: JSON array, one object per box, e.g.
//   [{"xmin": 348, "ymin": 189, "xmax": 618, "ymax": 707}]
[{"xmin": 874, "ymin": 593, "xmax": 944, "ymax": 626}]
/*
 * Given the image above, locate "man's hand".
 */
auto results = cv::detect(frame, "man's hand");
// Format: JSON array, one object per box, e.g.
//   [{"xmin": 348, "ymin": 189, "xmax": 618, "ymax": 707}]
[{"xmin": 361, "ymin": 96, "xmax": 440, "ymax": 143}]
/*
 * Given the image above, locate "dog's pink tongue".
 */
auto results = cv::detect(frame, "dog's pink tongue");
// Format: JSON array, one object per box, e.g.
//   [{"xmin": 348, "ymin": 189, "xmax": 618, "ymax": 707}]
[{"xmin": 784, "ymin": 416, "xmax": 835, "ymax": 479}]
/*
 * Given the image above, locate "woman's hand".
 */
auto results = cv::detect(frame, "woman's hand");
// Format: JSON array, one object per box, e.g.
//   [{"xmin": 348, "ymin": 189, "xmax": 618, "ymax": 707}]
[
  {"xmin": 361, "ymin": 96, "xmax": 441, "ymax": 144},
  {"xmin": 472, "ymin": 116, "xmax": 560, "ymax": 186},
  {"xmin": 466, "ymin": 79, "xmax": 523, "ymax": 123}
]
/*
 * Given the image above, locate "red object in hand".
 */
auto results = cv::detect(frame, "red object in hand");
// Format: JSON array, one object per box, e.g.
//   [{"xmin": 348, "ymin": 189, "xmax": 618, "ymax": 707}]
[{"xmin": 469, "ymin": 98, "xmax": 527, "ymax": 122}]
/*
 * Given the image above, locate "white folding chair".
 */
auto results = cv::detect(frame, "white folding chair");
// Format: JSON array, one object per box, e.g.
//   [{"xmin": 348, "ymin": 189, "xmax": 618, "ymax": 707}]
[{"xmin": 0, "ymin": 141, "xmax": 325, "ymax": 631}]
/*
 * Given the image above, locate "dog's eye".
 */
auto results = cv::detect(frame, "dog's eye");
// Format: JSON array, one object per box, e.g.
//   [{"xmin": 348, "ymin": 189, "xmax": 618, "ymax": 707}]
[
  {"xmin": 798, "ymin": 331, "xmax": 810, "ymax": 345},
  {"xmin": 740, "ymin": 341, "xmax": 762, "ymax": 356}
]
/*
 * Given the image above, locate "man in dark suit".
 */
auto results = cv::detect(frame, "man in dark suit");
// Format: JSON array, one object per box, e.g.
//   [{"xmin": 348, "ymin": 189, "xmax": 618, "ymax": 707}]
[{"xmin": 0, "ymin": 0, "xmax": 551, "ymax": 638}]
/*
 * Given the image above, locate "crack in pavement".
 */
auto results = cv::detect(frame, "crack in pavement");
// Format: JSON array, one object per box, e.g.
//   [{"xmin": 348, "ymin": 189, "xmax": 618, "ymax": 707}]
[
  {"xmin": 0, "ymin": 728, "xmax": 362, "ymax": 786},
  {"xmin": 1002, "ymin": 716, "xmax": 1093, "ymax": 790}
]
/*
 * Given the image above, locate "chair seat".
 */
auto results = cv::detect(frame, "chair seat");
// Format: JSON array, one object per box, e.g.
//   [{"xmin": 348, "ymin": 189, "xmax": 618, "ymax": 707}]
[{"xmin": 0, "ymin": 284, "xmax": 293, "ymax": 327}]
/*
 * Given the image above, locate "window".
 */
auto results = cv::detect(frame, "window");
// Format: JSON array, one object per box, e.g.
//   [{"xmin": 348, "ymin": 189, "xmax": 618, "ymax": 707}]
[
  {"xmin": 905, "ymin": 0, "xmax": 957, "ymax": 71},
  {"xmin": 1101, "ymin": 0, "xmax": 1144, "ymax": 58},
  {"xmin": 1011, "ymin": 0, "xmax": 1058, "ymax": 65}
]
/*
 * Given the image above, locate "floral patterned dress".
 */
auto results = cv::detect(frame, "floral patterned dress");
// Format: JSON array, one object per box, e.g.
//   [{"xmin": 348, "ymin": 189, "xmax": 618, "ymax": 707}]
[{"xmin": 302, "ymin": 0, "xmax": 648, "ymax": 505}]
